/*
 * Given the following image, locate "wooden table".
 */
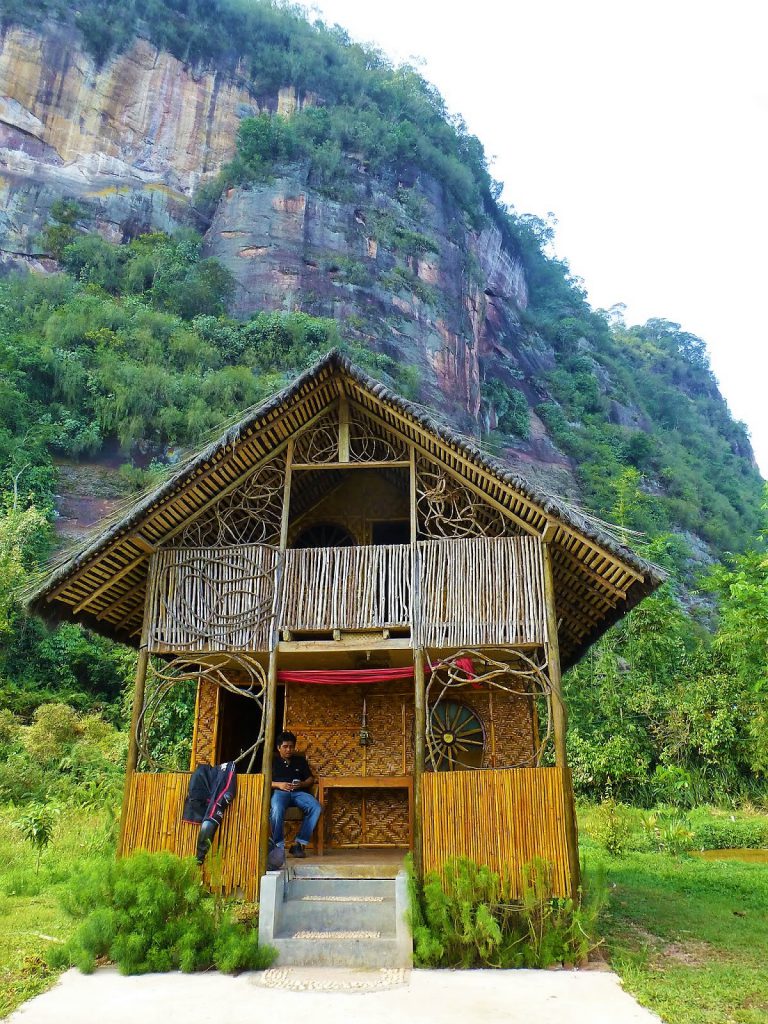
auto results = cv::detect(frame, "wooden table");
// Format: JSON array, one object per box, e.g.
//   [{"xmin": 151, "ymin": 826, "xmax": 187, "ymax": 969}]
[{"xmin": 317, "ymin": 775, "xmax": 413, "ymax": 856}]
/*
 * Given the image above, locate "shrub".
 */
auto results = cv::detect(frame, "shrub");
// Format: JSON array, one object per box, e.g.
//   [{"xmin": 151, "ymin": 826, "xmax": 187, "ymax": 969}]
[
  {"xmin": 688, "ymin": 813, "xmax": 768, "ymax": 851},
  {"xmin": 409, "ymin": 856, "xmax": 604, "ymax": 968},
  {"xmin": 49, "ymin": 851, "xmax": 276, "ymax": 975},
  {"xmin": 588, "ymin": 798, "xmax": 635, "ymax": 856}
]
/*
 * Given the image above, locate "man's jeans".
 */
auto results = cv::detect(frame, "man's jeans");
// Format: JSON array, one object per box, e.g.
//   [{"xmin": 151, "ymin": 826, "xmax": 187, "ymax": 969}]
[{"xmin": 270, "ymin": 789, "xmax": 322, "ymax": 847}]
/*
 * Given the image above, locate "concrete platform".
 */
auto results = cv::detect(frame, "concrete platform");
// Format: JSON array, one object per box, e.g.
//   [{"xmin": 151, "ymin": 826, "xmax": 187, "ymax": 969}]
[
  {"xmin": 8, "ymin": 966, "xmax": 663, "ymax": 1024},
  {"xmin": 288, "ymin": 849, "xmax": 407, "ymax": 879}
]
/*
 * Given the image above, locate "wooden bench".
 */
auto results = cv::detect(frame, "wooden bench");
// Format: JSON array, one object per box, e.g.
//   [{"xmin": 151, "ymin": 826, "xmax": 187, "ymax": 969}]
[{"xmin": 317, "ymin": 775, "xmax": 413, "ymax": 856}]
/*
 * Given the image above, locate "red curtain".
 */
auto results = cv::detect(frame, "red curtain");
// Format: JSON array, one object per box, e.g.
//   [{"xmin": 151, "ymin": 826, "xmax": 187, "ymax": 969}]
[{"xmin": 276, "ymin": 667, "xmax": 414, "ymax": 685}]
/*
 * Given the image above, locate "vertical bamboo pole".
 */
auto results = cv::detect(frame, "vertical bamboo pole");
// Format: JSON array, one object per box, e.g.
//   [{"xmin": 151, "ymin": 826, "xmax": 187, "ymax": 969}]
[
  {"xmin": 413, "ymin": 646, "xmax": 426, "ymax": 877},
  {"xmin": 541, "ymin": 540, "xmax": 580, "ymax": 896},
  {"xmin": 117, "ymin": 581, "xmax": 152, "ymax": 856},
  {"xmin": 338, "ymin": 394, "xmax": 350, "ymax": 463},
  {"xmin": 257, "ymin": 443, "xmax": 293, "ymax": 879},
  {"xmin": 410, "ymin": 444, "xmax": 426, "ymax": 875}
]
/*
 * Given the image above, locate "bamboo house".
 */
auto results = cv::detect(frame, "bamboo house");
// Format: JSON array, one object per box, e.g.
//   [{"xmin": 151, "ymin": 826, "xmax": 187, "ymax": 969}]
[{"xmin": 31, "ymin": 351, "xmax": 664, "ymax": 900}]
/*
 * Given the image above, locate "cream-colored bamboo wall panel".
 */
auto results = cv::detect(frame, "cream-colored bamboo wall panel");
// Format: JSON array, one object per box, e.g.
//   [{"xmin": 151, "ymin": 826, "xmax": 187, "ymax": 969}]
[
  {"xmin": 121, "ymin": 772, "xmax": 263, "ymax": 901},
  {"xmin": 417, "ymin": 536, "xmax": 547, "ymax": 647},
  {"xmin": 146, "ymin": 545, "xmax": 279, "ymax": 652},
  {"xmin": 421, "ymin": 767, "xmax": 571, "ymax": 897}
]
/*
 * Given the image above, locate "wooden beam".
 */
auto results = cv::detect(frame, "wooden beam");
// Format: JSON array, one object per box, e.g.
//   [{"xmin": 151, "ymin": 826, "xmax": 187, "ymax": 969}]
[
  {"xmin": 117, "ymin": 601, "xmax": 151, "ymax": 856},
  {"xmin": 542, "ymin": 541, "xmax": 580, "ymax": 897},
  {"xmin": 412, "ymin": 645, "xmax": 426, "ymax": 878},
  {"xmin": 338, "ymin": 394, "xmax": 350, "ymax": 463},
  {"xmin": 289, "ymin": 461, "xmax": 410, "ymax": 470},
  {"xmin": 70, "ymin": 553, "xmax": 148, "ymax": 613}
]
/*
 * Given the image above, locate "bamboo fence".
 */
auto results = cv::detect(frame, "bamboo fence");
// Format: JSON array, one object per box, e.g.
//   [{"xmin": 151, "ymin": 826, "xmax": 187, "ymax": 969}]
[
  {"xmin": 282, "ymin": 543, "xmax": 413, "ymax": 630},
  {"xmin": 121, "ymin": 772, "xmax": 264, "ymax": 901},
  {"xmin": 146, "ymin": 545, "xmax": 280, "ymax": 652},
  {"xmin": 421, "ymin": 767, "xmax": 571, "ymax": 897},
  {"xmin": 417, "ymin": 536, "xmax": 547, "ymax": 647},
  {"xmin": 144, "ymin": 535, "xmax": 546, "ymax": 650}
]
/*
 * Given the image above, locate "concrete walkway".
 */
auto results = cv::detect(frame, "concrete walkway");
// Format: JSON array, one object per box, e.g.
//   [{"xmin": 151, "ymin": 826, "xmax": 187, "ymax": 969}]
[{"xmin": 8, "ymin": 966, "xmax": 662, "ymax": 1024}]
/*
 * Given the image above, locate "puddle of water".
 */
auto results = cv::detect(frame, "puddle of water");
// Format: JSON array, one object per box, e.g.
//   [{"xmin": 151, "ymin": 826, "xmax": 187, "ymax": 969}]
[{"xmin": 693, "ymin": 848, "xmax": 768, "ymax": 864}]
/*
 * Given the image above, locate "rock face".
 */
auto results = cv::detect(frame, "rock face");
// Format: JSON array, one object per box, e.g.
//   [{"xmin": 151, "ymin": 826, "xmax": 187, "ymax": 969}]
[{"xmin": 0, "ymin": 23, "xmax": 574, "ymax": 489}]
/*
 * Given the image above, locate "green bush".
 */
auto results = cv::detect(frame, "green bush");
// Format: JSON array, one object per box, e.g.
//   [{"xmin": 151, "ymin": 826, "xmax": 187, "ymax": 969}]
[
  {"xmin": 409, "ymin": 856, "xmax": 604, "ymax": 968},
  {"xmin": 587, "ymin": 798, "xmax": 636, "ymax": 857},
  {"xmin": 49, "ymin": 851, "xmax": 276, "ymax": 975},
  {"xmin": 688, "ymin": 813, "xmax": 768, "ymax": 851}
]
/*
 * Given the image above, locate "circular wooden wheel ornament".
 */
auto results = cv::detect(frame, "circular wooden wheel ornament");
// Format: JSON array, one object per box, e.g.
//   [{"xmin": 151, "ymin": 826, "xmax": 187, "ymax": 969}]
[{"xmin": 427, "ymin": 700, "xmax": 485, "ymax": 771}]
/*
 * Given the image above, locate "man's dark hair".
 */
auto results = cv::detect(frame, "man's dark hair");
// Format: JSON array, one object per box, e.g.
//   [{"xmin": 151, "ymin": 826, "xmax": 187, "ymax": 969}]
[{"xmin": 276, "ymin": 730, "xmax": 297, "ymax": 746}]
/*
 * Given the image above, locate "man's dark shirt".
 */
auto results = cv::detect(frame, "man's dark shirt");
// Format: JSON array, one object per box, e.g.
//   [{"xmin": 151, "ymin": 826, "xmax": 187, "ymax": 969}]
[{"xmin": 272, "ymin": 753, "xmax": 311, "ymax": 784}]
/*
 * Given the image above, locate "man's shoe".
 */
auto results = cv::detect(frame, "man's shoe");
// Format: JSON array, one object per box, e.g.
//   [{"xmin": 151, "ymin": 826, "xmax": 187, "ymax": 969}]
[{"xmin": 289, "ymin": 843, "xmax": 306, "ymax": 858}]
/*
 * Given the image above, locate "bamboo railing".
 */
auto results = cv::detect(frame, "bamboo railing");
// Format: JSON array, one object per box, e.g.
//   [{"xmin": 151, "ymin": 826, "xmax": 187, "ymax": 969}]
[
  {"xmin": 144, "ymin": 536, "xmax": 547, "ymax": 649},
  {"xmin": 146, "ymin": 545, "xmax": 280, "ymax": 652},
  {"xmin": 121, "ymin": 772, "xmax": 264, "ymax": 901},
  {"xmin": 282, "ymin": 543, "xmax": 413, "ymax": 631},
  {"xmin": 417, "ymin": 536, "xmax": 547, "ymax": 647},
  {"xmin": 421, "ymin": 767, "xmax": 571, "ymax": 896}
]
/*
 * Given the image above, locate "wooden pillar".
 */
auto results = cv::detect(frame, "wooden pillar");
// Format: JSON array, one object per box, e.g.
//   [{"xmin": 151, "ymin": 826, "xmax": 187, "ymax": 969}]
[
  {"xmin": 541, "ymin": 540, "xmax": 580, "ymax": 896},
  {"xmin": 413, "ymin": 646, "xmax": 426, "ymax": 877},
  {"xmin": 117, "ymin": 647, "xmax": 149, "ymax": 856},
  {"xmin": 409, "ymin": 444, "xmax": 426, "ymax": 875},
  {"xmin": 257, "ymin": 443, "xmax": 293, "ymax": 880}
]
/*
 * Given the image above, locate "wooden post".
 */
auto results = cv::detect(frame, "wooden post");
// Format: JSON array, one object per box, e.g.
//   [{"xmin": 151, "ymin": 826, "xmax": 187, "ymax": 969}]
[
  {"xmin": 409, "ymin": 443, "xmax": 426, "ymax": 875},
  {"xmin": 541, "ymin": 540, "xmax": 580, "ymax": 896},
  {"xmin": 338, "ymin": 394, "xmax": 350, "ymax": 462},
  {"xmin": 257, "ymin": 442, "xmax": 293, "ymax": 880},
  {"xmin": 117, "ymin": 642, "xmax": 150, "ymax": 855},
  {"xmin": 413, "ymin": 645, "xmax": 426, "ymax": 877}
]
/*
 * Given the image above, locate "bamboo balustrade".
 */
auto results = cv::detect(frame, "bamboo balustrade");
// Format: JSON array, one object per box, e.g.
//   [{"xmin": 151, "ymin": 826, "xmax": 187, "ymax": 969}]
[
  {"xmin": 421, "ymin": 767, "xmax": 571, "ymax": 897},
  {"xmin": 281, "ymin": 543, "xmax": 413, "ymax": 631},
  {"xmin": 417, "ymin": 536, "xmax": 547, "ymax": 648},
  {"xmin": 121, "ymin": 772, "xmax": 264, "ymax": 901},
  {"xmin": 143, "ymin": 536, "xmax": 547, "ymax": 649},
  {"xmin": 146, "ymin": 545, "xmax": 280, "ymax": 652}
]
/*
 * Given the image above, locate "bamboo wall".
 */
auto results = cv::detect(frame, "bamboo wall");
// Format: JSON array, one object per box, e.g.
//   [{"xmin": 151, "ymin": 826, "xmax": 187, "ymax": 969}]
[
  {"xmin": 121, "ymin": 772, "xmax": 264, "ymax": 901},
  {"xmin": 421, "ymin": 767, "xmax": 571, "ymax": 897},
  {"xmin": 283, "ymin": 544, "xmax": 412, "ymax": 631},
  {"xmin": 284, "ymin": 682, "xmax": 538, "ymax": 848},
  {"xmin": 417, "ymin": 537, "xmax": 547, "ymax": 647},
  {"xmin": 146, "ymin": 545, "xmax": 279, "ymax": 653}
]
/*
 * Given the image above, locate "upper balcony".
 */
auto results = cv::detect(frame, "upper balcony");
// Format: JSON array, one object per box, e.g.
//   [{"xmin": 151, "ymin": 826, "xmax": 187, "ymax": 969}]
[{"xmin": 144, "ymin": 535, "xmax": 549, "ymax": 656}]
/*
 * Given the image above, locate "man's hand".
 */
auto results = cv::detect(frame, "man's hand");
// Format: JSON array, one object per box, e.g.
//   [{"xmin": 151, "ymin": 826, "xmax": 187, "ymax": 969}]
[{"xmin": 274, "ymin": 782, "xmax": 294, "ymax": 792}]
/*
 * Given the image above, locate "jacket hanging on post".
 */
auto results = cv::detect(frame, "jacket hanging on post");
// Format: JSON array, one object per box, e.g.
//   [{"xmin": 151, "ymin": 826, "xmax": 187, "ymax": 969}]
[{"xmin": 183, "ymin": 762, "xmax": 237, "ymax": 864}]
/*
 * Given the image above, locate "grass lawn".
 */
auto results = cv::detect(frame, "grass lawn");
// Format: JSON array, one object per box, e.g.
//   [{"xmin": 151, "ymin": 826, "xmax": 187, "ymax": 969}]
[
  {"xmin": 1, "ymin": 803, "xmax": 767, "ymax": 1023},
  {"xmin": 0, "ymin": 806, "xmax": 114, "ymax": 1019},
  {"xmin": 581, "ymin": 824, "xmax": 768, "ymax": 1023}
]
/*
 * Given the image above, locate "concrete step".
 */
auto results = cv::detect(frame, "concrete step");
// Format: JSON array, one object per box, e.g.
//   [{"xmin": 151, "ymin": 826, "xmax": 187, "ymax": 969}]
[
  {"xmin": 287, "ymin": 877, "xmax": 395, "ymax": 900},
  {"xmin": 289, "ymin": 860, "xmax": 402, "ymax": 879},
  {"xmin": 269, "ymin": 935, "xmax": 404, "ymax": 968},
  {"xmin": 279, "ymin": 896, "xmax": 396, "ymax": 934}
]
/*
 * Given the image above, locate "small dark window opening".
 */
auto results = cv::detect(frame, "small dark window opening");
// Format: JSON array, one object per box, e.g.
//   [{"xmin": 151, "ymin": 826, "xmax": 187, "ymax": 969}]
[
  {"xmin": 293, "ymin": 522, "xmax": 356, "ymax": 548},
  {"xmin": 371, "ymin": 520, "xmax": 410, "ymax": 545}
]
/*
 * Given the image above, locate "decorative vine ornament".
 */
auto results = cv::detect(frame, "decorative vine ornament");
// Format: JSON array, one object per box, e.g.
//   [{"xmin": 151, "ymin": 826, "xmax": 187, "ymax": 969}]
[
  {"xmin": 179, "ymin": 457, "xmax": 285, "ymax": 547},
  {"xmin": 425, "ymin": 648, "xmax": 553, "ymax": 770},
  {"xmin": 147, "ymin": 544, "xmax": 280, "ymax": 652},
  {"xmin": 349, "ymin": 415, "xmax": 408, "ymax": 462},
  {"xmin": 416, "ymin": 457, "xmax": 518, "ymax": 538},
  {"xmin": 292, "ymin": 412, "xmax": 339, "ymax": 463},
  {"xmin": 138, "ymin": 653, "xmax": 267, "ymax": 770}
]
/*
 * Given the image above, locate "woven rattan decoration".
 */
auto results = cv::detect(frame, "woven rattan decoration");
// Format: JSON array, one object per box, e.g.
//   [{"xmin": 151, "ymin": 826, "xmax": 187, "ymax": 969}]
[
  {"xmin": 179, "ymin": 456, "xmax": 285, "ymax": 547},
  {"xmin": 138, "ymin": 653, "xmax": 267, "ymax": 771},
  {"xmin": 349, "ymin": 409, "xmax": 408, "ymax": 462},
  {"xmin": 426, "ymin": 648, "xmax": 552, "ymax": 770},
  {"xmin": 293, "ymin": 411, "xmax": 339, "ymax": 463},
  {"xmin": 146, "ymin": 544, "xmax": 280, "ymax": 652},
  {"xmin": 416, "ymin": 456, "xmax": 520, "ymax": 538}
]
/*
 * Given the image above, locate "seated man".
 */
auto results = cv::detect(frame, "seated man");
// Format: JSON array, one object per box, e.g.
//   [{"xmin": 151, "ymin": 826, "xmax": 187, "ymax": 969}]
[{"xmin": 270, "ymin": 730, "xmax": 322, "ymax": 859}]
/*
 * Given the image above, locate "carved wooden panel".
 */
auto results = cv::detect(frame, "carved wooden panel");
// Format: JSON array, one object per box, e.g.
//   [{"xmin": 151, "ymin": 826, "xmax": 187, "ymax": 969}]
[{"xmin": 191, "ymin": 677, "xmax": 219, "ymax": 768}]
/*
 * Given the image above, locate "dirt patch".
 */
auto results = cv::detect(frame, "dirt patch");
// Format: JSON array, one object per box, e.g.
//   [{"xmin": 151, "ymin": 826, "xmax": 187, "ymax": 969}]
[{"xmin": 660, "ymin": 940, "xmax": 713, "ymax": 967}]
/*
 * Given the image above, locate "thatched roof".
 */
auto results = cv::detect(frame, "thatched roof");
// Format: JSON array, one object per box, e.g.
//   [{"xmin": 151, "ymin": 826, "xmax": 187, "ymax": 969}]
[{"xmin": 29, "ymin": 350, "xmax": 665, "ymax": 668}]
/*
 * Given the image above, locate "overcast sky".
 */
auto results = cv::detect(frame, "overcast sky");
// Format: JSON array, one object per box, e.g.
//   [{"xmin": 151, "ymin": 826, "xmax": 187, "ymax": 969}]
[{"xmin": 297, "ymin": 0, "xmax": 768, "ymax": 479}]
